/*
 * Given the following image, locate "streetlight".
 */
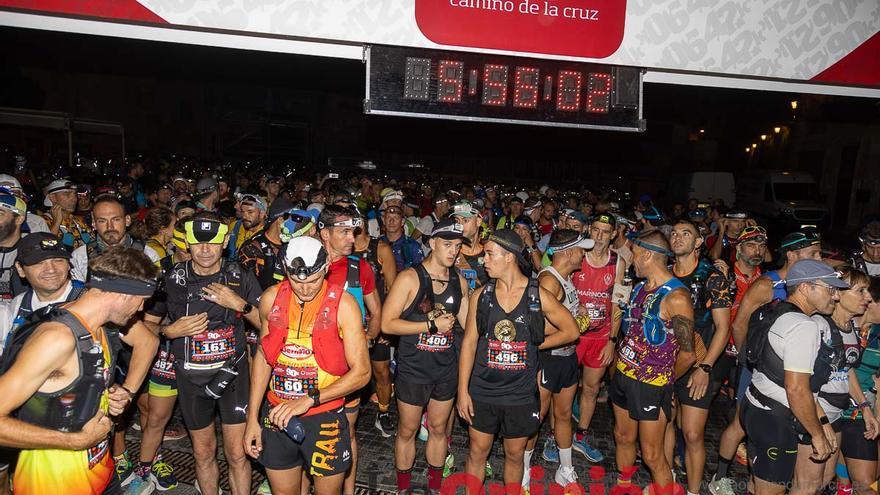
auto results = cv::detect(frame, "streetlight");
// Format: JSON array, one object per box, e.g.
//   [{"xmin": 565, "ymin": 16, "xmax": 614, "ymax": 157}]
[
  {"xmin": 760, "ymin": 134, "xmax": 767, "ymax": 141},
  {"xmin": 752, "ymin": 143, "xmax": 757, "ymax": 149},
  {"xmin": 774, "ymin": 126, "xmax": 781, "ymax": 133},
  {"xmin": 790, "ymin": 100, "xmax": 798, "ymax": 110},
  {"xmin": 699, "ymin": 129, "xmax": 705, "ymax": 134},
  {"xmin": 745, "ymin": 147, "xmax": 751, "ymax": 152}
]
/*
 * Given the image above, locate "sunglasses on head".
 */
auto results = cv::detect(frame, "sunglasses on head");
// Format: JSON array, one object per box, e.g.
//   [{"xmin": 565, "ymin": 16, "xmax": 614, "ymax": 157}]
[{"xmin": 861, "ymin": 237, "xmax": 880, "ymax": 247}]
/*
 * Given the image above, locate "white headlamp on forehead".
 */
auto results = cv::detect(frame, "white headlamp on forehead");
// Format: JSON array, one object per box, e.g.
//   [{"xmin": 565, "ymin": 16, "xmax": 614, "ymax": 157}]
[{"xmin": 318, "ymin": 217, "xmax": 362, "ymax": 229}]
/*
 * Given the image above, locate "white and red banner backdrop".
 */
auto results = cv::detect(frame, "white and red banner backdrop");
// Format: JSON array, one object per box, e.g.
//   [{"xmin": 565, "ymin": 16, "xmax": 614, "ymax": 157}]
[{"xmin": 2, "ymin": 0, "xmax": 878, "ymax": 88}]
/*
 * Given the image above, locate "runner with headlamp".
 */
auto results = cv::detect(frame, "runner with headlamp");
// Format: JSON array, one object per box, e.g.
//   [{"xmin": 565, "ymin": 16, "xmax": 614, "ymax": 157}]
[
  {"xmin": 611, "ymin": 230, "xmax": 696, "ymax": 492},
  {"xmin": 318, "ymin": 205, "xmax": 382, "ymax": 495},
  {"xmin": 523, "ymin": 229, "xmax": 594, "ymax": 489},
  {"xmin": 382, "ymin": 219, "xmax": 470, "ymax": 495},
  {"xmin": 145, "ymin": 213, "xmax": 262, "ymax": 495},
  {"xmin": 244, "ymin": 236, "xmax": 371, "ymax": 495}
]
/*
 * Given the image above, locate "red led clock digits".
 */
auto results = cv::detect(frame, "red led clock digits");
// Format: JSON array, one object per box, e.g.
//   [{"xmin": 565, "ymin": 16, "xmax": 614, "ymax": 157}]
[
  {"xmin": 556, "ymin": 70, "xmax": 582, "ymax": 111},
  {"xmin": 481, "ymin": 64, "xmax": 509, "ymax": 107},
  {"xmin": 586, "ymin": 72, "xmax": 611, "ymax": 113},
  {"xmin": 437, "ymin": 60, "xmax": 463, "ymax": 103},
  {"xmin": 513, "ymin": 67, "xmax": 539, "ymax": 109}
]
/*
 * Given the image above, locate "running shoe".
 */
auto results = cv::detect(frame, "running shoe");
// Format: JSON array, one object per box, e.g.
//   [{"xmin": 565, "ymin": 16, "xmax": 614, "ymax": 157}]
[
  {"xmin": 708, "ymin": 474, "xmax": 735, "ymax": 495},
  {"xmin": 484, "ymin": 461, "xmax": 494, "ymax": 478},
  {"xmin": 115, "ymin": 455, "xmax": 135, "ymax": 487},
  {"xmin": 443, "ymin": 453, "xmax": 454, "ymax": 478},
  {"xmin": 256, "ymin": 479, "xmax": 272, "ymax": 494},
  {"xmin": 541, "ymin": 434, "xmax": 559, "ymax": 463},
  {"xmin": 572, "ymin": 434, "xmax": 604, "ymax": 463},
  {"xmin": 124, "ymin": 470, "xmax": 154, "ymax": 495},
  {"xmin": 417, "ymin": 412, "xmax": 429, "ymax": 442},
  {"xmin": 375, "ymin": 411, "xmax": 394, "ymax": 438},
  {"xmin": 149, "ymin": 459, "xmax": 178, "ymax": 491},
  {"xmin": 735, "ymin": 442, "xmax": 748, "ymax": 466},
  {"xmin": 554, "ymin": 465, "xmax": 578, "ymax": 487},
  {"xmin": 162, "ymin": 423, "xmax": 187, "ymax": 442}
]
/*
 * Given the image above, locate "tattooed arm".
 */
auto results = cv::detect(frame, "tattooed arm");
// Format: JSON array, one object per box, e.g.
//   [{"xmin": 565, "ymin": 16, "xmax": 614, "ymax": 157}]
[{"xmin": 664, "ymin": 289, "xmax": 697, "ymax": 379}]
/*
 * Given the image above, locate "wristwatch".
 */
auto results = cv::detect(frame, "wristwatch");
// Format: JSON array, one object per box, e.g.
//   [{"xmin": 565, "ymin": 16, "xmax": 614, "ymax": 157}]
[
  {"xmin": 308, "ymin": 386, "xmax": 321, "ymax": 406},
  {"xmin": 698, "ymin": 363, "xmax": 712, "ymax": 373},
  {"xmin": 240, "ymin": 303, "xmax": 253, "ymax": 314},
  {"xmin": 609, "ymin": 335, "xmax": 619, "ymax": 344}
]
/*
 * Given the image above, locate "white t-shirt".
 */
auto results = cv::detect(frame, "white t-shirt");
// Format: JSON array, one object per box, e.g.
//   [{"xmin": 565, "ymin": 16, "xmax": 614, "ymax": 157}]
[
  {"xmin": 814, "ymin": 315, "xmax": 860, "ymax": 421},
  {"xmin": 25, "ymin": 212, "xmax": 50, "ymax": 234},
  {"xmin": 0, "ymin": 282, "xmax": 74, "ymax": 351},
  {"xmin": 865, "ymin": 260, "xmax": 880, "ymax": 276},
  {"xmin": 70, "ymin": 244, "xmax": 89, "ymax": 282},
  {"xmin": 747, "ymin": 311, "xmax": 821, "ymax": 409}
]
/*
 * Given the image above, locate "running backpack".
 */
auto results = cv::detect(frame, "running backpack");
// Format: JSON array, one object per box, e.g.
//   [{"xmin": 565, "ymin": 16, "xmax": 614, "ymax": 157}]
[
  {"xmin": 476, "ymin": 278, "xmax": 544, "ymax": 346},
  {"xmin": 745, "ymin": 299, "xmax": 798, "ymax": 370}
]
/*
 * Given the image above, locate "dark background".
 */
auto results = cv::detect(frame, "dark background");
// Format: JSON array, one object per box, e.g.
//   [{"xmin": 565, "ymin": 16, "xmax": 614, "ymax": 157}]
[{"xmin": 1, "ymin": 27, "xmax": 878, "ymax": 186}]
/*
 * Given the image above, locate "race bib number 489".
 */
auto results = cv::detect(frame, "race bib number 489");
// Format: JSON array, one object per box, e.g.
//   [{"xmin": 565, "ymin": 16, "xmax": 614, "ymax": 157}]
[{"xmin": 487, "ymin": 340, "xmax": 527, "ymax": 370}]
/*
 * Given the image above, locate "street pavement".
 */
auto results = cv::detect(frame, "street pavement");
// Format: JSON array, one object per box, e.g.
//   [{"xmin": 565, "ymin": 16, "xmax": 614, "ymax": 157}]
[{"xmin": 125, "ymin": 387, "xmax": 748, "ymax": 494}]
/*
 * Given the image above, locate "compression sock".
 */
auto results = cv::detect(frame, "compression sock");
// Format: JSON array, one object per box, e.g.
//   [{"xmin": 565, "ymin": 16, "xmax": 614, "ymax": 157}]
[
  {"xmin": 558, "ymin": 447, "xmax": 573, "ymax": 469},
  {"xmin": 522, "ymin": 450, "xmax": 533, "ymax": 486},
  {"xmin": 716, "ymin": 455, "xmax": 732, "ymax": 478},
  {"xmin": 396, "ymin": 468, "xmax": 412, "ymax": 491},
  {"xmin": 427, "ymin": 464, "xmax": 443, "ymax": 491}
]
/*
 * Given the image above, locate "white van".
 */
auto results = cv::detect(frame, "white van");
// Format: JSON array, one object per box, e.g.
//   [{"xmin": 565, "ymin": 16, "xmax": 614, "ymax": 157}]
[
  {"xmin": 736, "ymin": 171, "xmax": 827, "ymax": 227},
  {"xmin": 665, "ymin": 171, "xmax": 736, "ymax": 206}
]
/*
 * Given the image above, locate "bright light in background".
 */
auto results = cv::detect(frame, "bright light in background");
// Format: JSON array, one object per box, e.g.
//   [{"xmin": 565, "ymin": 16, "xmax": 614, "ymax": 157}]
[
  {"xmin": 790, "ymin": 100, "xmax": 798, "ymax": 110},
  {"xmin": 774, "ymin": 126, "xmax": 781, "ymax": 133},
  {"xmin": 760, "ymin": 134, "xmax": 767, "ymax": 141}
]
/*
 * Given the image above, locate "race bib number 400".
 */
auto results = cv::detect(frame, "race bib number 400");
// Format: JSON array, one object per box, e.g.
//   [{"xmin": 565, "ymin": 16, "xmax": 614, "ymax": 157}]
[
  {"xmin": 487, "ymin": 340, "xmax": 527, "ymax": 371},
  {"xmin": 416, "ymin": 332, "xmax": 452, "ymax": 352},
  {"xmin": 271, "ymin": 365, "xmax": 318, "ymax": 401},
  {"xmin": 191, "ymin": 327, "xmax": 236, "ymax": 362}
]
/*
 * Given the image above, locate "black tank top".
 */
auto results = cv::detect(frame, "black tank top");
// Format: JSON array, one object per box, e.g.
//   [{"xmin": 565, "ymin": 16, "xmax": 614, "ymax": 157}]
[
  {"xmin": 397, "ymin": 264, "xmax": 463, "ymax": 384},
  {"xmin": 470, "ymin": 283, "xmax": 540, "ymax": 406}
]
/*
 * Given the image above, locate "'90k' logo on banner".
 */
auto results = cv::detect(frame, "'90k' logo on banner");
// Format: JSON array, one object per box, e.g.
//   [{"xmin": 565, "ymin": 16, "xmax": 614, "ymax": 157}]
[{"xmin": 415, "ymin": 0, "xmax": 627, "ymax": 59}]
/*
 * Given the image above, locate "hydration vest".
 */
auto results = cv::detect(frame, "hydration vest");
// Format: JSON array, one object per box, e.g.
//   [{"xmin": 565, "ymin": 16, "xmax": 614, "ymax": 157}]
[
  {"xmin": 263, "ymin": 282, "xmax": 349, "ymax": 377},
  {"xmin": 476, "ymin": 278, "xmax": 545, "ymax": 346},
  {"xmin": 746, "ymin": 300, "xmax": 834, "ymax": 394},
  {"xmin": 356, "ymin": 239, "xmax": 385, "ymax": 302},
  {"xmin": 86, "ymin": 236, "xmax": 144, "ymax": 261},
  {"xmin": 0, "ymin": 308, "xmax": 117, "ymax": 432},
  {"xmin": 343, "ymin": 255, "xmax": 366, "ymax": 323},
  {"xmin": 621, "ymin": 278, "xmax": 687, "ymax": 343},
  {"xmin": 765, "ymin": 271, "xmax": 788, "ymax": 302},
  {"xmin": 10, "ymin": 281, "xmax": 86, "ymax": 335}
]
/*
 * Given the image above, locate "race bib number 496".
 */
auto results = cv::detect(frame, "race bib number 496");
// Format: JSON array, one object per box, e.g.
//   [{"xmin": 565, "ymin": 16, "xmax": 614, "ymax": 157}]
[{"xmin": 487, "ymin": 340, "xmax": 527, "ymax": 370}]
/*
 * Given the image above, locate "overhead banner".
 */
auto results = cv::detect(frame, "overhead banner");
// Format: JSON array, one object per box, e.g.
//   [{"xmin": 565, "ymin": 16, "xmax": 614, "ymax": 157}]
[{"xmin": 2, "ymin": 0, "xmax": 879, "ymax": 88}]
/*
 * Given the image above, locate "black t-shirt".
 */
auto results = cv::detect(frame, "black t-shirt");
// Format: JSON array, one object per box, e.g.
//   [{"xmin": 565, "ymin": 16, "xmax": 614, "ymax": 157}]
[
  {"xmin": 238, "ymin": 232, "xmax": 285, "ymax": 291},
  {"xmin": 147, "ymin": 261, "xmax": 261, "ymax": 367},
  {"xmin": 674, "ymin": 258, "xmax": 734, "ymax": 344}
]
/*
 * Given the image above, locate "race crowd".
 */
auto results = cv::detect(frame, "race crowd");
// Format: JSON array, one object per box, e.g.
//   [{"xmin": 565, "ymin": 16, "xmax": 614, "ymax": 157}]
[{"xmin": 0, "ymin": 160, "xmax": 879, "ymax": 495}]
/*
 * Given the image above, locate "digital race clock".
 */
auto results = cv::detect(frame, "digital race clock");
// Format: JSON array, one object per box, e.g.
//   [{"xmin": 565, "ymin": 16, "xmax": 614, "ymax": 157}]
[{"xmin": 364, "ymin": 45, "xmax": 644, "ymax": 132}]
